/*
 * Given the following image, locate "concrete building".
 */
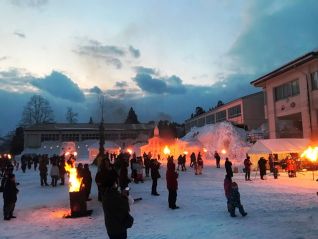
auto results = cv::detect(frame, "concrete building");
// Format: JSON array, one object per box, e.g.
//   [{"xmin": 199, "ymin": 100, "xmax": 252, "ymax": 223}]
[
  {"xmin": 24, "ymin": 123, "xmax": 155, "ymax": 148},
  {"xmin": 184, "ymin": 92, "xmax": 265, "ymax": 133},
  {"xmin": 251, "ymin": 50, "xmax": 318, "ymax": 140}
]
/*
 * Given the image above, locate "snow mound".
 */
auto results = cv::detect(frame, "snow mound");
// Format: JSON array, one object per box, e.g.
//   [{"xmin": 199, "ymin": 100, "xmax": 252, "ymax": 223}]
[{"xmin": 182, "ymin": 122, "xmax": 250, "ymax": 164}]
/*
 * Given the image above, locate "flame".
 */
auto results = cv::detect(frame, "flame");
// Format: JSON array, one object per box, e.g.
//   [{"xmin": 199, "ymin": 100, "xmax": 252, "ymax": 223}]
[
  {"xmin": 7, "ymin": 154, "xmax": 12, "ymax": 159},
  {"xmin": 127, "ymin": 148, "xmax": 133, "ymax": 154},
  {"xmin": 64, "ymin": 162, "xmax": 83, "ymax": 192},
  {"xmin": 163, "ymin": 146, "xmax": 171, "ymax": 155},
  {"xmin": 203, "ymin": 148, "xmax": 208, "ymax": 153},
  {"xmin": 183, "ymin": 151, "xmax": 188, "ymax": 155},
  {"xmin": 221, "ymin": 149, "xmax": 227, "ymax": 155},
  {"xmin": 73, "ymin": 152, "xmax": 78, "ymax": 157},
  {"xmin": 301, "ymin": 146, "xmax": 318, "ymax": 162}
]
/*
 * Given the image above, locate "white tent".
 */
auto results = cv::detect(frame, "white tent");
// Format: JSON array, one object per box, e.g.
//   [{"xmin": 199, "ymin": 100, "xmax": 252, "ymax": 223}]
[{"xmin": 247, "ymin": 138, "xmax": 311, "ymax": 154}]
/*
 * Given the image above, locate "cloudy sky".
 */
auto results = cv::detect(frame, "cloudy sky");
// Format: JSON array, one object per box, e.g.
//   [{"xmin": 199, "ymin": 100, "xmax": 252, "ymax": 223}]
[{"xmin": 0, "ymin": 0, "xmax": 318, "ymax": 135}]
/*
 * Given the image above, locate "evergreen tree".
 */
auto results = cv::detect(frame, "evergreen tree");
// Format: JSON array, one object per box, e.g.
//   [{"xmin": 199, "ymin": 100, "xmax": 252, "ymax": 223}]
[
  {"xmin": 124, "ymin": 107, "xmax": 140, "ymax": 124},
  {"xmin": 10, "ymin": 127, "xmax": 24, "ymax": 155}
]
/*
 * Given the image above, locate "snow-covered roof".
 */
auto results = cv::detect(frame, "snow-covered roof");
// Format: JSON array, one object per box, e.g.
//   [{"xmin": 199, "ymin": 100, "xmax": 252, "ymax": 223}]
[{"xmin": 247, "ymin": 138, "xmax": 311, "ymax": 154}]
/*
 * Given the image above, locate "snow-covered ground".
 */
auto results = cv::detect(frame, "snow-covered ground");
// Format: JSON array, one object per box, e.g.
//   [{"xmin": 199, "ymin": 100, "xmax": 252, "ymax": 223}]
[{"xmin": 1, "ymin": 163, "xmax": 318, "ymax": 239}]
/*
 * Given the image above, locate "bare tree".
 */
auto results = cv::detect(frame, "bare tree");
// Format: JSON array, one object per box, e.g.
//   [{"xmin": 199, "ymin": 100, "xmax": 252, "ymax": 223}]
[
  {"xmin": 21, "ymin": 95, "xmax": 54, "ymax": 126},
  {"xmin": 65, "ymin": 107, "xmax": 78, "ymax": 123}
]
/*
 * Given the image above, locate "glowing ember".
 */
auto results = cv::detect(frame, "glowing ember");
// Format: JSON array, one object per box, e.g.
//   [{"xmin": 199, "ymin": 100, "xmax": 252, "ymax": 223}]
[
  {"xmin": 221, "ymin": 149, "xmax": 227, "ymax": 154},
  {"xmin": 164, "ymin": 146, "xmax": 171, "ymax": 155},
  {"xmin": 127, "ymin": 148, "xmax": 133, "ymax": 154},
  {"xmin": 65, "ymin": 163, "xmax": 83, "ymax": 192},
  {"xmin": 301, "ymin": 146, "xmax": 318, "ymax": 162}
]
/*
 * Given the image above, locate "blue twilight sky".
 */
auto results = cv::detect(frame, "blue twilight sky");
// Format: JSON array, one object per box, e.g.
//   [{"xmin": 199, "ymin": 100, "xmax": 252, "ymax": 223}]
[{"xmin": 0, "ymin": 0, "xmax": 318, "ymax": 135}]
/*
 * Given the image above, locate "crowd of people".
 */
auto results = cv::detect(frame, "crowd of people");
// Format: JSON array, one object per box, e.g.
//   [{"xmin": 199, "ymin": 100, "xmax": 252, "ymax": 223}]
[{"xmin": 1, "ymin": 148, "xmax": 307, "ymax": 238}]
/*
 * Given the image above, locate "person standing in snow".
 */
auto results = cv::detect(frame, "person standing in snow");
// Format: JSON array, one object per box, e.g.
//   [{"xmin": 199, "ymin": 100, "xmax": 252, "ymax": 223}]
[
  {"xmin": 59, "ymin": 158, "xmax": 66, "ymax": 185},
  {"xmin": 82, "ymin": 164, "xmax": 92, "ymax": 201},
  {"xmin": 224, "ymin": 174, "xmax": 232, "ymax": 212},
  {"xmin": 244, "ymin": 156, "xmax": 252, "ymax": 181},
  {"xmin": 225, "ymin": 158, "xmax": 233, "ymax": 178},
  {"xmin": 190, "ymin": 152, "xmax": 196, "ymax": 168},
  {"xmin": 102, "ymin": 174, "xmax": 132, "ymax": 239},
  {"xmin": 181, "ymin": 154, "xmax": 187, "ymax": 171},
  {"xmin": 177, "ymin": 154, "xmax": 183, "ymax": 171},
  {"xmin": 258, "ymin": 157, "xmax": 267, "ymax": 180},
  {"xmin": 150, "ymin": 158, "xmax": 160, "ymax": 196},
  {"xmin": 39, "ymin": 160, "xmax": 49, "ymax": 186},
  {"xmin": 196, "ymin": 152, "xmax": 203, "ymax": 175},
  {"xmin": 50, "ymin": 162, "xmax": 59, "ymax": 187},
  {"xmin": 214, "ymin": 151, "xmax": 221, "ymax": 168},
  {"xmin": 3, "ymin": 174, "xmax": 19, "ymax": 220},
  {"xmin": 228, "ymin": 182, "xmax": 247, "ymax": 217},
  {"xmin": 166, "ymin": 157, "xmax": 179, "ymax": 209}
]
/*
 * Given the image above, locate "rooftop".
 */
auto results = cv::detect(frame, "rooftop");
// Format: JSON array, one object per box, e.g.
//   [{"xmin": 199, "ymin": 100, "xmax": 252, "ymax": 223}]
[{"xmin": 24, "ymin": 123, "xmax": 155, "ymax": 132}]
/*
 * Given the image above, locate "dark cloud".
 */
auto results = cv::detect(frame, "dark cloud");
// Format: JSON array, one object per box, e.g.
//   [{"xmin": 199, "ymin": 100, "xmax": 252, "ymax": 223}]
[
  {"xmin": 10, "ymin": 0, "xmax": 48, "ymax": 8},
  {"xmin": 13, "ymin": 31, "xmax": 26, "ymax": 38},
  {"xmin": 133, "ymin": 72, "xmax": 186, "ymax": 95},
  {"xmin": 134, "ymin": 66, "xmax": 157, "ymax": 75},
  {"xmin": 129, "ymin": 45, "xmax": 140, "ymax": 58},
  {"xmin": 115, "ymin": 81, "xmax": 128, "ymax": 88},
  {"xmin": 76, "ymin": 40, "xmax": 141, "ymax": 69},
  {"xmin": 31, "ymin": 71, "xmax": 85, "ymax": 102},
  {"xmin": 88, "ymin": 86, "xmax": 103, "ymax": 94}
]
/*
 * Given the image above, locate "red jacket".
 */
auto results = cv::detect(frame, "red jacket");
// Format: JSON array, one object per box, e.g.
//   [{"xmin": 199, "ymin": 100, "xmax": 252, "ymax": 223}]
[{"xmin": 166, "ymin": 161, "xmax": 178, "ymax": 190}]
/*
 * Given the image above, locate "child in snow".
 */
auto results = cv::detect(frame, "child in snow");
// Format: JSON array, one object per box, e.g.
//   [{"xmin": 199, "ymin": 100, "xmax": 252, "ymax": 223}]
[{"xmin": 228, "ymin": 182, "xmax": 247, "ymax": 217}]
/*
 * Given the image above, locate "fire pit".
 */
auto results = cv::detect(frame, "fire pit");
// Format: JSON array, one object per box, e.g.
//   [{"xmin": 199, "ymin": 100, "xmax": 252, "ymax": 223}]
[{"xmin": 64, "ymin": 162, "xmax": 92, "ymax": 218}]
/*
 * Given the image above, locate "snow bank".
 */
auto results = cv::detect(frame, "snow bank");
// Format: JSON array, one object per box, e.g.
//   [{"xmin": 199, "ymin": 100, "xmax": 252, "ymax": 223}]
[{"xmin": 182, "ymin": 122, "xmax": 250, "ymax": 165}]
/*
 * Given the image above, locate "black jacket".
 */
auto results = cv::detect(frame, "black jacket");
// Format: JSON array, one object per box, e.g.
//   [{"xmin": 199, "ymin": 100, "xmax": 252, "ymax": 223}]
[
  {"xmin": 102, "ymin": 188, "xmax": 130, "ymax": 235},
  {"xmin": 150, "ymin": 162, "xmax": 160, "ymax": 180},
  {"xmin": 3, "ymin": 180, "xmax": 19, "ymax": 203}
]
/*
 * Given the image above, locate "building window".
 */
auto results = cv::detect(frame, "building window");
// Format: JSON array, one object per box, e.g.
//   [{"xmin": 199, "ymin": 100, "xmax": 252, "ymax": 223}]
[
  {"xmin": 228, "ymin": 105, "xmax": 242, "ymax": 118},
  {"xmin": 61, "ymin": 134, "xmax": 79, "ymax": 142},
  {"xmin": 274, "ymin": 79, "xmax": 300, "ymax": 101},
  {"xmin": 311, "ymin": 71, "xmax": 318, "ymax": 90},
  {"xmin": 206, "ymin": 114, "xmax": 215, "ymax": 124},
  {"xmin": 197, "ymin": 118, "xmax": 205, "ymax": 127},
  {"xmin": 41, "ymin": 134, "xmax": 59, "ymax": 142},
  {"xmin": 216, "ymin": 110, "xmax": 226, "ymax": 122},
  {"xmin": 81, "ymin": 134, "xmax": 99, "ymax": 141}
]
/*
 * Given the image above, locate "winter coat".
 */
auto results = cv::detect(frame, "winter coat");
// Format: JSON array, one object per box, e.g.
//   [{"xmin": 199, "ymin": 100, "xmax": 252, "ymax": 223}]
[
  {"xmin": 190, "ymin": 153, "xmax": 196, "ymax": 163},
  {"xmin": 224, "ymin": 177, "xmax": 232, "ymax": 200},
  {"xmin": 166, "ymin": 161, "xmax": 178, "ymax": 190},
  {"xmin": 225, "ymin": 160, "xmax": 233, "ymax": 177},
  {"xmin": 258, "ymin": 158, "xmax": 267, "ymax": 174},
  {"xmin": 229, "ymin": 188, "xmax": 241, "ymax": 207},
  {"xmin": 39, "ymin": 163, "xmax": 48, "ymax": 175},
  {"xmin": 244, "ymin": 158, "xmax": 252, "ymax": 171},
  {"xmin": 286, "ymin": 159, "xmax": 295, "ymax": 171},
  {"xmin": 150, "ymin": 162, "xmax": 160, "ymax": 180},
  {"xmin": 102, "ymin": 188, "xmax": 130, "ymax": 235},
  {"xmin": 119, "ymin": 166, "xmax": 130, "ymax": 188},
  {"xmin": 197, "ymin": 157, "xmax": 204, "ymax": 167},
  {"xmin": 3, "ymin": 180, "xmax": 19, "ymax": 203},
  {"xmin": 82, "ymin": 168, "xmax": 92, "ymax": 188},
  {"xmin": 50, "ymin": 165, "xmax": 60, "ymax": 177}
]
